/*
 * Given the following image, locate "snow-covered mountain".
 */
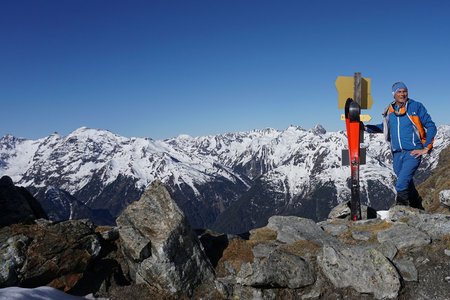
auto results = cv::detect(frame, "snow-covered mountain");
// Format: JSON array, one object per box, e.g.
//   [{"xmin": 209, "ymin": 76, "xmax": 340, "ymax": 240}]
[{"xmin": 1, "ymin": 125, "xmax": 449, "ymax": 232}]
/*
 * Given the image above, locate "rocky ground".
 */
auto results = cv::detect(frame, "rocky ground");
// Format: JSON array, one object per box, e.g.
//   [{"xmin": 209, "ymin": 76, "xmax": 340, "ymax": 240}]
[{"xmin": 1, "ymin": 176, "xmax": 450, "ymax": 299}]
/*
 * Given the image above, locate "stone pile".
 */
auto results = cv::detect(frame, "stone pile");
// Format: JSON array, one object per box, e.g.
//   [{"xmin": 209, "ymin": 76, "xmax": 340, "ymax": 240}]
[
  {"xmin": 213, "ymin": 205, "xmax": 450, "ymax": 299},
  {"xmin": 2, "ymin": 179, "xmax": 450, "ymax": 300}
]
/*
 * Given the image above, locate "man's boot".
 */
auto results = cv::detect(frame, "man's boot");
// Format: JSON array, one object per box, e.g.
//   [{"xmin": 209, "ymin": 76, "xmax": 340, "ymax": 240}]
[
  {"xmin": 395, "ymin": 190, "xmax": 410, "ymax": 206},
  {"xmin": 409, "ymin": 187, "xmax": 425, "ymax": 210}
]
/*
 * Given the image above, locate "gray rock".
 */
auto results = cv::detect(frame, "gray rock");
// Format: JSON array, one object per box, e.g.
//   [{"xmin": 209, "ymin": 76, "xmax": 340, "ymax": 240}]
[
  {"xmin": 224, "ymin": 261, "xmax": 237, "ymax": 276},
  {"xmin": 408, "ymin": 214, "xmax": 450, "ymax": 240},
  {"xmin": 351, "ymin": 230, "xmax": 372, "ymax": 241},
  {"xmin": 318, "ymin": 245, "xmax": 400, "ymax": 299},
  {"xmin": 327, "ymin": 201, "xmax": 351, "ymax": 219},
  {"xmin": 251, "ymin": 242, "xmax": 278, "ymax": 258},
  {"xmin": 267, "ymin": 216, "xmax": 336, "ymax": 246},
  {"xmin": 237, "ymin": 248, "xmax": 315, "ymax": 289},
  {"xmin": 328, "ymin": 201, "xmax": 378, "ymax": 220},
  {"xmin": 99, "ymin": 226, "xmax": 119, "ymax": 241},
  {"xmin": 377, "ymin": 224, "xmax": 431, "ymax": 249},
  {"xmin": 439, "ymin": 190, "xmax": 450, "ymax": 207},
  {"xmin": 389, "ymin": 206, "xmax": 450, "ymax": 240},
  {"xmin": 375, "ymin": 241, "xmax": 398, "ymax": 260},
  {"xmin": 387, "ymin": 205, "xmax": 426, "ymax": 222},
  {"xmin": 0, "ymin": 234, "xmax": 30, "ymax": 287},
  {"xmin": 301, "ymin": 290, "xmax": 321, "ymax": 300},
  {"xmin": 393, "ymin": 257, "xmax": 418, "ymax": 282},
  {"xmin": 118, "ymin": 226, "xmax": 151, "ymax": 261},
  {"xmin": 321, "ymin": 223, "xmax": 348, "ymax": 237},
  {"xmin": 116, "ymin": 181, "xmax": 215, "ymax": 297}
]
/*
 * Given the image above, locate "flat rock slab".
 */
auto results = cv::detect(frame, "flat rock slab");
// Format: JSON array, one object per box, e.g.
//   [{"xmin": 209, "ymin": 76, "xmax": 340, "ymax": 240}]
[
  {"xmin": 318, "ymin": 245, "xmax": 400, "ymax": 299},
  {"xmin": 377, "ymin": 224, "xmax": 431, "ymax": 249}
]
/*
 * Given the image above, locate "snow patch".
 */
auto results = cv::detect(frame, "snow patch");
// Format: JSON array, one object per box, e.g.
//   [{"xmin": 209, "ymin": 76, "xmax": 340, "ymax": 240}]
[
  {"xmin": 377, "ymin": 210, "xmax": 389, "ymax": 220},
  {"xmin": 0, "ymin": 286, "xmax": 107, "ymax": 300}
]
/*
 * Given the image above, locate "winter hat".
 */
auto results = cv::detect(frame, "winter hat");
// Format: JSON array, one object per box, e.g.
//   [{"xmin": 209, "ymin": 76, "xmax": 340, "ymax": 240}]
[{"xmin": 392, "ymin": 82, "xmax": 408, "ymax": 95}]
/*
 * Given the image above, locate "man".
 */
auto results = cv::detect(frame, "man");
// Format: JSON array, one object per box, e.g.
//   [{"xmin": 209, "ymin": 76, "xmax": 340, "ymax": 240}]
[{"xmin": 365, "ymin": 81, "xmax": 437, "ymax": 209}]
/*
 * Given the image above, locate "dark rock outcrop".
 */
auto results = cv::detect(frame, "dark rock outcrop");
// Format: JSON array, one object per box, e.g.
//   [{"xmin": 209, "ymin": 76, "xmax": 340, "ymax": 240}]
[
  {"xmin": 0, "ymin": 219, "xmax": 100, "ymax": 290},
  {"xmin": 0, "ymin": 175, "xmax": 47, "ymax": 227}
]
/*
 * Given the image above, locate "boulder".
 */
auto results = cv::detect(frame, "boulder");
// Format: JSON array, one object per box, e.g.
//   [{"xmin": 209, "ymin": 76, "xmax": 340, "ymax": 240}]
[
  {"xmin": 393, "ymin": 257, "xmax": 418, "ymax": 282},
  {"xmin": 409, "ymin": 213, "xmax": 450, "ymax": 240},
  {"xmin": 388, "ymin": 206, "xmax": 450, "ymax": 240},
  {"xmin": 116, "ymin": 180, "xmax": 215, "ymax": 297},
  {"xmin": 388, "ymin": 205, "xmax": 426, "ymax": 221},
  {"xmin": 0, "ymin": 219, "xmax": 100, "ymax": 290},
  {"xmin": 236, "ymin": 248, "xmax": 315, "ymax": 289},
  {"xmin": 375, "ymin": 241, "xmax": 398, "ymax": 260},
  {"xmin": 266, "ymin": 215, "xmax": 336, "ymax": 246},
  {"xmin": 0, "ymin": 176, "xmax": 47, "ymax": 227},
  {"xmin": 317, "ymin": 245, "xmax": 401, "ymax": 299},
  {"xmin": 377, "ymin": 223, "xmax": 431, "ymax": 249},
  {"xmin": 320, "ymin": 222, "xmax": 348, "ymax": 237}
]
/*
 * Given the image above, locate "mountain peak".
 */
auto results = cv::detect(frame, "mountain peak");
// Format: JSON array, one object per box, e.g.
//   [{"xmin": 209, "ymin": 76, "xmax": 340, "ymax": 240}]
[
  {"xmin": 286, "ymin": 125, "xmax": 305, "ymax": 132},
  {"xmin": 70, "ymin": 126, "xmax": 109, "ymax": 135},
  {"xmin": 176, "ymin": 134, "xmax": 193, "ymax": 140},
  {"xmin": 1, "ymin": 134, "xmax": 24, "ymax": 143},
  {"xmin": 66, "ymin": 127, "xmax": 125, "ymax": 143},
  {"xmin": 311, "ymin": 124, "xmax": 327, "ymax": 135}
]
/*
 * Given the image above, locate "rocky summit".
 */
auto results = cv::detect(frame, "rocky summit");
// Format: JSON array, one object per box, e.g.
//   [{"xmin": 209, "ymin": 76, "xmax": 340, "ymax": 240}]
[
  {"xmin": 1, "ymin": 179, "xmax": 450, "ymax": 299},
  {"xmin": 212, "ymin": 206, "xmax": 450, "ymax": 300}
]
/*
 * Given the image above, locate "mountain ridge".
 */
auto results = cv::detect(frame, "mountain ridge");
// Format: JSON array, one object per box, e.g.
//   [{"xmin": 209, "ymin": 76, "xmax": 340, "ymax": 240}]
[{"xmin": 1, "ymin": 124, "xmax": 449, "ymax": 232}]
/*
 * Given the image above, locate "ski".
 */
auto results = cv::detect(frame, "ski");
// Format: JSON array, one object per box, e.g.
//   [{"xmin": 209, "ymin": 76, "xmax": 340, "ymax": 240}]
[{"xmin": 344, "ymin": 98, "xmax": 362, "ymax": 221}]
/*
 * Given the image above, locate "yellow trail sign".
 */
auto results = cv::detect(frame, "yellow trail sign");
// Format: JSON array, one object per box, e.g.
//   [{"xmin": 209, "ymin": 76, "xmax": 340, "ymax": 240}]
[
  {"xmin": 340, "ymin": 114, "xmax": 372, "ymax": 122},
  {"xmin": 336, "ymin": 76, "xmax": 374, "ymax": 109}
]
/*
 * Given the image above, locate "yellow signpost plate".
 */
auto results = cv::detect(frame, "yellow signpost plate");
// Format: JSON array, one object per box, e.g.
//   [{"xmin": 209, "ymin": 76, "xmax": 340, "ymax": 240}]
[
  {"xmin": 340, "ymin": 114, "xmax": 372, "ymax": 122},
  {"xmin": 336, "ymin": 76, "xmax": 374, "ymax": 109}
]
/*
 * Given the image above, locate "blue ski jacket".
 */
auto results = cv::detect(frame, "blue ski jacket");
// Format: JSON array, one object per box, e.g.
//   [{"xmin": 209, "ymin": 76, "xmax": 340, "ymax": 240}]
[{"xmin": 366, "ymin": 99, "xmax": 437, "ymax": 152}]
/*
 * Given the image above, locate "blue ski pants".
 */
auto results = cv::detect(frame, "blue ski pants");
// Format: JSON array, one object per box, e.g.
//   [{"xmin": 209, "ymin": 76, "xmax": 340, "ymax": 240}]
[{"xmin": 392, "ymin": 150, "xmax": 421, "ymax": 192}]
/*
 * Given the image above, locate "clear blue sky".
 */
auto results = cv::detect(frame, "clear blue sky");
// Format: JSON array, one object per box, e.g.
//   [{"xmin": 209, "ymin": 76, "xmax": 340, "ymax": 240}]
[{"xmin": 1, "ymin": 0, "xmax": 449, "ymax": 140}]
